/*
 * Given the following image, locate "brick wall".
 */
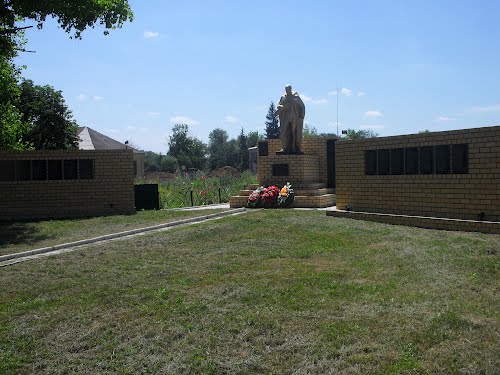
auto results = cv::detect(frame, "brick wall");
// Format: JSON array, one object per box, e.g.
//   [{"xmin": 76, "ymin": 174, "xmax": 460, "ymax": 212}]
[
  {"xmin": 335, "ymin": 125, "xmax": 500, "ymax": 221},
  {"xmin": 0, "ymin": 150, "xmax": 135, "ymax": 221}
]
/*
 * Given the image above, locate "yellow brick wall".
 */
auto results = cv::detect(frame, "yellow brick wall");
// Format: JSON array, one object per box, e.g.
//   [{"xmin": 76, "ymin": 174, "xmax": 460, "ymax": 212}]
[
  {"xmin": 335, "ymin": 125, "xmax": 500, "ymax": 221},
  {"xmin": 0, "ymin": 150, "xmax": 135, "ymax": 221}
]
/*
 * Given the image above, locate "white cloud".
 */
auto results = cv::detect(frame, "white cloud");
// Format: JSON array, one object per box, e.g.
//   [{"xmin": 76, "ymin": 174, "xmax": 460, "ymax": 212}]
[
  {"xmin": 147, "ymin": 111, "xmax": 161, "ymax": 118},
  {"xmin": 93, "ymin": 96, "xmax": 104, "ymax": 101},
  {"xmin": 300, "ymin": 94, "xmax": 327, "ymax": 104},
  {"xmin": 466, "ymin": 104, "xmax": 500, "ymax": 113},
  {"xmin": 77, "ymin": 94, "xmax": 87, "ymax": 102},
  {"xmin": 300, "ymin": 94, "xmax": 312, "ymax": 102},
  {"xmin": 169, "ymin": 116, "xmax": 199, "ymax": 126},
  {"xmin": 144, "ymin": 31, "xmax": 160, "ymax": 38},
  {"xmin": 312, "ymin": 98, "xmax": 328, "ymax": 104},
  {"xmin": 327, "ymin": 90, "xmax": 338, "ymax": 96},
  {"xmin": 436, "ymin": 115, "xmax": 454, "ymax": 121},
  {"xmin": 127, "ymin": 126, "xmax": 137, "ymax": 131},
  {"xmin": 364, "ymin": 110, "xmax": 383, "ymax": 118},
  {"xmin": 341, "ymin": 88, "xmax": 352, "ymax": 96},
  {"xmin": 224, "ymin": 115, "xmax": 239, "ymax": 125},
  {"xmin": 360, "ymin": 124, "xmax": 385, "ymax": 130},
  {"xmin": 357, "ymin": 91, "xmax": 366, "ymax": 97}
]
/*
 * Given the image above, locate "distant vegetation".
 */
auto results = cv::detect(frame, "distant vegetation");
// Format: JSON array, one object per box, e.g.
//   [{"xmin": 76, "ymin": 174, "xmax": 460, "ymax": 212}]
[{"xmin": 145, "ymin": 124, "xmax": 261, "ymax": 174}]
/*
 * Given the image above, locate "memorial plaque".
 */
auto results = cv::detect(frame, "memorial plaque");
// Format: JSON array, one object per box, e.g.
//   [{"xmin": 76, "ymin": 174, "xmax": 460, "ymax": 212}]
[
  {"xmin": 272, "ymin": 163, "xmax": 289, "ymax": 176},
  {"xmin": 365, "ymin": 150, "xmax": 377, "ymax": 175},
  {"xmin": 405, "ymin": 147, "xmax": 419, "ymax": 174},
  {"xmin": 452, "ymin": 144, "xmax": 468, "ymax": 174},
  {"xmin": 435, "ymin": 145, "xmax": 450, "ymax": 174},
  {"xmin": 391, "ymin": 148, "xmax": 404, "ymax": 175},
  {"xmin": 258, "ymin": 141, "xmax": 268, "ymax": 157}
]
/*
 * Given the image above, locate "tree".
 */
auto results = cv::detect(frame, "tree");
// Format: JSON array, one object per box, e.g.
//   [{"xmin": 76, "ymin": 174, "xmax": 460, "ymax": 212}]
[
  {"xmin": 0, "ymin": 60, "xmax": 25, "ymax": 150},
  {"xmin": 1, "ymin": 0, "xmax": 133, "ymax": 54},
  {"xmin": 265, "ymin": 101, "xmax": 279, "ymax": 139},
  {"xmin": 144, "ymin": 151, "xmax": 161, "ymax": 173},
  {"xmin": 303, "ymin": 124, "xmax": 318, "ymax": 138},
  {"xmin": 343, "ymin": 129, "xmax": 378, "ymax": 140},
  {"xmin": 167, "ymin": 124, "xmax": 206, "ymax": 170},
  {"xmin": 160, "ymin": 155, "xmax": 179, "ymax": 173},
  {"xmin": 208, "ymin": 128, "xmax": 230, "ymax": 170},
  {"xmin": 1, "ymin": 0, "xmax": 133, "ymax": 149},
  {"xmin": 17, "ymin": 80, "xmax": 78, "ymax": 149},
  {"xmin": 246, "ymin": 131, "xmax": 260, "ymax": 148},
  {"xmin": 238, "ymin": 128, "xmax": 248, "ymax": 171}
]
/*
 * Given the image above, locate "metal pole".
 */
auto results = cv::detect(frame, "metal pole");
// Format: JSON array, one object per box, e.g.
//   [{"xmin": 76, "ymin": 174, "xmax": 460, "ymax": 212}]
[
  {"xmin": 218, "ymin": 187, "xmax": 222, "ymax": 204},
  {"xmin": 190, "ymin": 190, "xmax": 194, "ymax": 206}
]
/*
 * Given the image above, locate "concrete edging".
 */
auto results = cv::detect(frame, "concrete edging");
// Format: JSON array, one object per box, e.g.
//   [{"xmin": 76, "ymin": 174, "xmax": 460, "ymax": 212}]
[{"xmin": 0, "ymin": 208, "xmax": 246, "ymax": 262}]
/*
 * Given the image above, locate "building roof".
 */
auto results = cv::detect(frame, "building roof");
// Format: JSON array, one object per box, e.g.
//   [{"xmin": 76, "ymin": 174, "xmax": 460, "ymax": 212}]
[{"xmin": 77, "ymin": 127, "xmax": 143, "ymax": 153}]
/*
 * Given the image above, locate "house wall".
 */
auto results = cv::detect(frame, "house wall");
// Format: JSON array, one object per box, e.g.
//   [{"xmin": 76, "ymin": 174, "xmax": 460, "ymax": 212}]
[
  {"xmin": 335, "ymin": 125, "xmax": 500, "ymax": 221},
  {"xmin": 0, "ymin": 150, "xmax": 135, "ymax": 221},
  {"xmin": 133, "ymin": 152, "xmax": 145, "ymax": 178}
]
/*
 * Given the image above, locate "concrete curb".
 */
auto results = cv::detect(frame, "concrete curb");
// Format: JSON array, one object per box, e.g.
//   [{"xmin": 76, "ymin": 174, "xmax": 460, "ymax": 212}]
[{"xmin": 0, "ymin": 208, "xmax": 246, "ymax": 263}]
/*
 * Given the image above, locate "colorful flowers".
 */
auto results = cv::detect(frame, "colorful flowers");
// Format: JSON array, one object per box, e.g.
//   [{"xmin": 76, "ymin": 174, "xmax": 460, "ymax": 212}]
[{"xmin": 247, "ymin": 182, "xmax": 294, "ymax": 208}]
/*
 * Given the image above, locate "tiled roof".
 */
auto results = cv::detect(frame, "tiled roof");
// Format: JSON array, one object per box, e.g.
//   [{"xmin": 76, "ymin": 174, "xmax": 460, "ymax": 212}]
[{"xmin": 77, "ymin": 127, "xmax": 143, "ymax": 153}]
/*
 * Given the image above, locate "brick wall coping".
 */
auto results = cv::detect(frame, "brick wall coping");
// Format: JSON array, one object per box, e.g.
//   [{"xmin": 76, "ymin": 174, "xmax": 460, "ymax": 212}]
[{"xmin": 326, "ymin": 208, "xmax": 500, "ymax": 234}]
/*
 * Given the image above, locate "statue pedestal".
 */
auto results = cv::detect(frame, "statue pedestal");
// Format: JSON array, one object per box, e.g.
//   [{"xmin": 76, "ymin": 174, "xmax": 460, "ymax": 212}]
[
  {"xmin": 229, "ymin": 138, "xmax": 338, "ymax": 208},
  {"xmin": 257, "ymin": 154, "xmax": 319, "ymax": 187}
]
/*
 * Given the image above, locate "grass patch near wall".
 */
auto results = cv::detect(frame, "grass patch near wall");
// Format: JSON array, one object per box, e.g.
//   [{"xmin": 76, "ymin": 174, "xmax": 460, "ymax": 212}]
[
  {"xmin": 0, "ymin": 209, "xmax": 226, "ymax": 256},
  {"xmin": 1, "ymin": 210, "xmax": 499, "ymax": 373}
]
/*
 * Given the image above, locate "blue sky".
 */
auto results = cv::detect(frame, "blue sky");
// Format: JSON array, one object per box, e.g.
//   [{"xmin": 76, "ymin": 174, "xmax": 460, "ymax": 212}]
[{"xmin": 15, "ymin": 0, "xmax": 500, "ymax": 152}]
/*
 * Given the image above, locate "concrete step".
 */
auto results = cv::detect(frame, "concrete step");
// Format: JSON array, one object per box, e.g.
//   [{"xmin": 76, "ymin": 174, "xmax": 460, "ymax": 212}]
[
  {"xmin": 229, "ymin": 193, "xmax": 336, "ymax": 209},
  {"xmin": 239, "ymin": 189, "xmax": 254, "ymax": 196},
  {"xmin": 291, "ymin": 194, "xmax": 336, "ymax": 208},
  {"xmin": 294, "ymin": 188, "xmax": 335, "ymax": 196}
]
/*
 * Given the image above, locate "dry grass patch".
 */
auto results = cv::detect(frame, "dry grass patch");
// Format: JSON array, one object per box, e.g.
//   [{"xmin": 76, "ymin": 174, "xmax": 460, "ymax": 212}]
[{"xmin": 1, "ymin": 210, "xmax": 499, "ymax": 374}]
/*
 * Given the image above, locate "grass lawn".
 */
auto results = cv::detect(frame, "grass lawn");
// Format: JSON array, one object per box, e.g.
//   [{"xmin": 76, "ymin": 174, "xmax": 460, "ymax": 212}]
[
  {"xmin": 0, "ymin": 209, "xmax": 226, "ymax": 256},
  {"xmin": 1, "ymin": 210, "xmax": 499, "ymax": 374}
]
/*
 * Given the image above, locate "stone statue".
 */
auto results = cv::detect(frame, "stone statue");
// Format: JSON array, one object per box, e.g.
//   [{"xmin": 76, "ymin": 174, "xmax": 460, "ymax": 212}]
[{"xmin": 275, "ymin": 84, "xmax": 305, "ymax": 154}]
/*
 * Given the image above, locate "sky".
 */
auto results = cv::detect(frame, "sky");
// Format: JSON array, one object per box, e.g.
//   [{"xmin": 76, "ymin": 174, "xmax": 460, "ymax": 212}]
[{"xmin": 15, "ymin": 0, "xmax": 500, "ymax": 153}]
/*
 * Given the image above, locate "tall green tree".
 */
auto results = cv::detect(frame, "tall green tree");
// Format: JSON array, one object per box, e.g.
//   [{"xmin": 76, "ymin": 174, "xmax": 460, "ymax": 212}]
[
  {"xmin": 246, "ymin": 131, "xmax": 261, "ymax": 148},
  {"xmin": 208, "ymin": 128, "xmax": 230, "ymax": 170},
  {"xmin": 238, "ymin": 128, "xmax": 248, "ymax": 171},
  {"xmin": 0, "ymin": 59, "xmax": 25, "ymax": 150},
  {"xmin": 167, "ymin": 124, "xmax": 206, "ymax": 170},
  {"xmin": 265, "ymin": 101, "xmax": 279, "ymax": 139},
  {"xmin": 343, "ymin": 129, "xmax": 378, "ymax": 140},
  {"xmin": 18, "ymin": 79, "xmax": 78, "ymax": 149},
  {"xmin": 0, "ymin": 0, "xmax": 133, "ymax": 149}
]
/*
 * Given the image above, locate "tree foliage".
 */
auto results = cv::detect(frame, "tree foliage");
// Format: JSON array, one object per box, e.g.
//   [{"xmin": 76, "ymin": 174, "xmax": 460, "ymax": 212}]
[
  {"xmin": 0, "ymin": 0, "xmax": 133, "ymax": 150},
  {"xmin": 265, "ymin": 101, "xmax": 280, "ymax": 139},
  {"xmin": 0, "ymin": 59, "xmax": 25, "ymax": 150},
  {"xmin": 0, "ymin": 0, "xmax": 133, "ymax": 38},
  {"xmin": 246, "ymin": 131, "xmax": 262, "ymax": 148},
  {"xmin": 238, "ymin": 128, "xmax": 248, "ymax": 171},
  {"xmin": 18, "ymin": 79, "xmax": 78, "ymax": 149},
  {"xmin": 167, "ymin": 124, "xmax": 207, "ymax": 170},
  {"xmin": 208, "ymin": 128, "xmax": 239, "ymax": 170},
  {"xmin": 303, "ymin": 124, "xmax": 318, "ymax": 138},
  {"xmin": 343, "ymin": 128, "xmax": 378, "ymax": 140}
]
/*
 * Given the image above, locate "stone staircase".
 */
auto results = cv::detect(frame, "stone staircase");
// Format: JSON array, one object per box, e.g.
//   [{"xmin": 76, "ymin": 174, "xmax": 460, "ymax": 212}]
[{"xmin": 229, "ymin": 183, "xmax": 336, "ymax": 208}]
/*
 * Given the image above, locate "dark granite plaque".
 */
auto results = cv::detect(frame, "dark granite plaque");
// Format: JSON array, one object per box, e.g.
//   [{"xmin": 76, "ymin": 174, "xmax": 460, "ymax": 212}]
[
  {"xmin": 272, "ymin": 163, "xmax": 289, "ymax": 176},
  {"xmin": 258, "ymin": 141, "xmax": 268, "ymax": 156}
]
